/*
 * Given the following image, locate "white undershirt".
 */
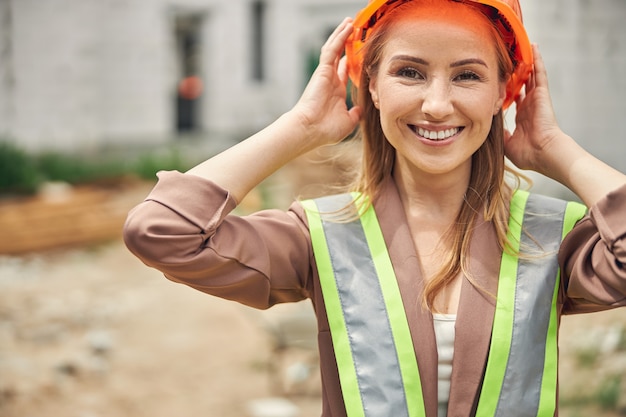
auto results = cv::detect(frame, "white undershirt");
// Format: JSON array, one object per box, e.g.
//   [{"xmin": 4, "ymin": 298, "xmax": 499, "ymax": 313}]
[{"xmin": 433, "ymin": 313, "xmax": 457, "ymax": 417}]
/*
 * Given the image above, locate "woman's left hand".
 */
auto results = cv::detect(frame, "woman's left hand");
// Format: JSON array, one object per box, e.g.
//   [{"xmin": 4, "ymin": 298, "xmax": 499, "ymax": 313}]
[
  {"xmin": 505, "ymin": 44, "xmax": 626, "ymax": 206},
  {"xmin": 503, "ymin": 44, "xmax": 564, "ymax": 175}
]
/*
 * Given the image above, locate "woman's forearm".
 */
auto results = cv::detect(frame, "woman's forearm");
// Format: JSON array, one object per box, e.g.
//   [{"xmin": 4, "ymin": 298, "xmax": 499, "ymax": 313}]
[
  {"xmin": 540, "ymin": 133, "xmax": 626, "ymax": 207},
  {"xmin": 185, "ymin": 111, "xmax": 314, "ymax": 204}
]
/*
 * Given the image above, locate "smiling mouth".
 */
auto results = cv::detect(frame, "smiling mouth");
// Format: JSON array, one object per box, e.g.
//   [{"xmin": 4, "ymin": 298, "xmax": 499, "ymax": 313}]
[{"xmin": 411, "ymin": 126, "xmax": 463, "ymax": 141}]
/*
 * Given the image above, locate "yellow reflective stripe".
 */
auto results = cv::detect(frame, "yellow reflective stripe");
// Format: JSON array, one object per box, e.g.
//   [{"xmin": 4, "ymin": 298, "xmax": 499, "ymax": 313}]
[
  {"xmin": 301, "ymin": 199, "xmax": 365, "ymax": 417},
  {"xmin": 307, "ymin": 191, "xmax": 583, "ymax": 417},
  {"xmin": 358, "ymin": 195, "xmax": 426, "ymax": 417},
  {"xmin": 537, "ymin": 263, "xmax": 560, "ymax": 416},
  {"xmin": 537, "ymin": 200, "xmax": 587, "ymax": 415},
  {"xmin": 562, "ymin": 202, "xmax": 588, "ymax": 237},
  {"xmin": 475, "ymin": 189, "xmax": 529, "ymax": 417}
]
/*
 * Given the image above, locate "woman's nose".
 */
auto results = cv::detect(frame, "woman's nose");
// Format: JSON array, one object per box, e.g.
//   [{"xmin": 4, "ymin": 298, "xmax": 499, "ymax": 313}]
[{"xmin": 421, "ymin": 79, "xmax": 454, "ymax": 120}]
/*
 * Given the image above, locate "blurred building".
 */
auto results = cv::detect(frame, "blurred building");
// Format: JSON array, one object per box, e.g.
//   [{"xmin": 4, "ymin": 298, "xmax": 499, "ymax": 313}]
[
  {"xmin": 0, "ymin": 0, "xmax": 361, "ymax": 151},
  {"xmin": 516, "ymin": 0, "xmax": 626, "ymax": 197},
  {"xmin": 0, "ymin": 0, "xmax": 625, "ymax": 188}
]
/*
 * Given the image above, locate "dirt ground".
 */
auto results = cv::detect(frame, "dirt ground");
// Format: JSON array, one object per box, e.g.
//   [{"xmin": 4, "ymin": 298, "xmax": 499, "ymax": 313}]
[
  {"xmin": 0, "ymin": 240, "xmax": 326, "ymax": 417},
  {"xmin": 1, "ymin": 150, "xmax": 625, "ymax": 417}
]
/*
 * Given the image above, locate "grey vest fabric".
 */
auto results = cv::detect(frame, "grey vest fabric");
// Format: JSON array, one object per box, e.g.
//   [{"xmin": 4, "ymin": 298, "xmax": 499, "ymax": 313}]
[{"xmin": 305, "ymin": 191, "xmax": 586, "ymax": 417}]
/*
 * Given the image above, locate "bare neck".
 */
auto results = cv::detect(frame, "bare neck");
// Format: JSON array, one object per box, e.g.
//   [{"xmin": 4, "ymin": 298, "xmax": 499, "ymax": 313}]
[{"xmin": 393, "ymin": 166, "xmax": 470, "ymax": 226}]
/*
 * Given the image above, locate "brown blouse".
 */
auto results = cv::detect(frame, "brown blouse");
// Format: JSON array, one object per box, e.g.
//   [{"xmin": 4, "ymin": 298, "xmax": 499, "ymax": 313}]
[{"xmin": 124, "ymin": 170, "xmax": 626, "ymax": 417}]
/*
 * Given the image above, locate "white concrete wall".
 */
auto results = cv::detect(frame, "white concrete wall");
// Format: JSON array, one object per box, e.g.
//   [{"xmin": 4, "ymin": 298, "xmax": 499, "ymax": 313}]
[
  {"xmin": 0, "ymin": 0, "xmax": 362, "ymax": 151},
  {"xmin": 0, "ymin": 0, "xmax": 13, "ymax": 138},
  {"xmin": 509, "ymin": 0, "xmax": 626, "ymax": 198},
  {"xmin": 5, "ymin": 0, "xmax": 175, "ymax": 150},
  {"xmin": 0, "ymin": 0, "xmax": 625, "ymax": 184},
  {"xmin": 204, "ymin": 0, "xmax": 361, "ymax": 135}
]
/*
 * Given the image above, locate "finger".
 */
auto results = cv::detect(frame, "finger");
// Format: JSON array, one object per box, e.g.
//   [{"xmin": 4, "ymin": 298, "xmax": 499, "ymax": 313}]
[
  {"xmin": 530, "ymin": 43, "xmax": 549, "ymax": 89},
  {"xmin": 515, "ymin": 86, "xmax": 526, "ymax": 109},
  {"xmin": 348, "ymin": 104, "xmax": 363, "ymax": 125},
  {"xmin": 523, "ymin": 73, "xmax": 533, "ymax": 99},
  {"xmin": 523, "ymin": 65, "xmax": 535, "ymax": 94},
  {"xmin": 320, "ymin": 18, "xmax": 353, "ymax": 63},
  {"xmin": 338, "ymin": 56, "xmax": 349, "ymax": 85},
  {"xmin": 328, "ymin": 17, "xmax": 352, "ymax": 43}
]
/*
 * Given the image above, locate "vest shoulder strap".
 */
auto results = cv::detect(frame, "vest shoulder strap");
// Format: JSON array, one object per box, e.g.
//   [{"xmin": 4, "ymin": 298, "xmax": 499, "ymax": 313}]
[
  {"xmin": 303, "ymin": 190, "xmax": 587, "ymax": 417},
  {"xmin": 302, "ymin": 193, "xmax": 425, "ymax": 417},
  {"xmin": 476, "ymin": 190, "xmax": 587, "ymax": 417}
]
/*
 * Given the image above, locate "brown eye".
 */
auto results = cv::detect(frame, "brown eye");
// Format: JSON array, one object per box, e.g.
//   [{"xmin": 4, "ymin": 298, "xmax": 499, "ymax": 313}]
[
  {"xmin": 397, "ymin": 67, "xmax": 424, "ymax": 80},
  {"xmin": 454, "ymin": 71, "xmax": 481, "ymax": 81}
]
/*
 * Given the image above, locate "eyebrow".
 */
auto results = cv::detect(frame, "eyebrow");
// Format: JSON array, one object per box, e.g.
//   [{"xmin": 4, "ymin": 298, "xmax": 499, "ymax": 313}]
[
  {"xmin": 450, "ymin": 58, "xmax": 489, "ymax": 68},
  {"xmin": 390, "ymin": 55, "xmax": 489, "ymax": 68},
  {"xmin": 390, "ymin": 55, "xmax": 428, "ymax": 65}
]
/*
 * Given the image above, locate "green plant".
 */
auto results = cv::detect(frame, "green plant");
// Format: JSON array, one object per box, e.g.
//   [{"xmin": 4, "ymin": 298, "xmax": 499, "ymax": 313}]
[
  {"xmin": 595, "ymin": 375, "xmax": 622, "ymax": 411},
  {"xmin": 36, "ymin": 151, "xmax": 126, "ymax": 184},
  {"xmin": 574, "ymin": 347, "xmax": 601, "ymax": 368},
  {"xmin": 618, "ymin": 326, "xmax": 626, "ymax": 351},
  {"xmin": 0, "ymin": 141, "xmax": 195, "ymax": 196},
  {"xmin": 0, "ymin": 142, "xmax": 41, "ymax": 194},
  {"xmin": 131, "ymin": 148, "xmax": 189, "ymax": 180}
]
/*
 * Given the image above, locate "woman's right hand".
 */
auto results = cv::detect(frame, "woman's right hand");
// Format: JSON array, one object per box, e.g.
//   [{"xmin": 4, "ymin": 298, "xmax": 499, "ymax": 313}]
[
  {"xmin": 185, "ymin": 18, "xmax": 362, "ymax": 203},
  {"xmin": 289, "ymin": 17, "xmax": 362, "ymax": 149}
]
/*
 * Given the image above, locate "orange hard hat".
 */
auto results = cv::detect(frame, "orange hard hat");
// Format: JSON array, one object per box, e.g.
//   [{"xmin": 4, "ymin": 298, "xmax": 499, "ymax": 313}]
[{"xmin": 345, "ymin": 0, "xmax": 533, "ymax": 109}]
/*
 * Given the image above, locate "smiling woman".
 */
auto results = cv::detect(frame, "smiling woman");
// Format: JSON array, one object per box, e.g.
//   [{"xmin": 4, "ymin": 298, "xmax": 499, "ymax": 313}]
[
  {"xmin": 367, "ymin": 11, "xmax": 505, "ymax": 172},
  {"xmin": 123, "ymin": 1, "xmax": 626, "ymax": 416},
  {"xmin": 354, "ymin": 1, "xmax": 514, "ymax": 318}
]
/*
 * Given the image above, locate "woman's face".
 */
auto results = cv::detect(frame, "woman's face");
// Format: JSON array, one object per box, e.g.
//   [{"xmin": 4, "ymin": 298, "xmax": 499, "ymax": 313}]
[{"xmin": 368, "ymin": 12, "xmax": 507, "ymax": 182}]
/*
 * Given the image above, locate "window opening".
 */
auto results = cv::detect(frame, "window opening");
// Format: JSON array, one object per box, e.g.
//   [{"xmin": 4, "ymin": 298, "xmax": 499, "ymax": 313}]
[
  {"xmin": 251, "ymin": 0, "xmax": 266, "ymax": 82},
  {"xmin": 175, "ymin": 14, "xmax": 203, "ymax": 132}
]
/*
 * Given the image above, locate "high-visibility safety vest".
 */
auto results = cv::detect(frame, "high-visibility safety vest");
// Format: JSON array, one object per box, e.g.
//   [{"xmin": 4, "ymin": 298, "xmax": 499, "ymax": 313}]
[{"xmin": 302, "ymin": 190, "xmax": 587, "ymax": 417}]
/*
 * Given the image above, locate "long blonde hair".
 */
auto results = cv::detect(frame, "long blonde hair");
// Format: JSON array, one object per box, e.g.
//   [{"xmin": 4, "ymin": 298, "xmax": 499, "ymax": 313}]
[{"xmin": 345, "ymin": 0, "xmax": 527, "ymax": 310}]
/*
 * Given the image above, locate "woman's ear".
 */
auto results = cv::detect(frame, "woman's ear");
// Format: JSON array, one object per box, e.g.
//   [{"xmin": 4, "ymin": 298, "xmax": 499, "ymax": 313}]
[
  {"xmin": 369, "ymin": 73, "xmax": 380, "ymax": 109},
  {"xmin": 494, "ymin": 79, "xmax": 508, "ymax": 115}
]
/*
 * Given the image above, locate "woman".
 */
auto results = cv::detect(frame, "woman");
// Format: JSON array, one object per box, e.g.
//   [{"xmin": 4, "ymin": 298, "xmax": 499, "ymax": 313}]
[{"xmin": 124, "ymin": 0, "xmax": 626, "ymax": 415}]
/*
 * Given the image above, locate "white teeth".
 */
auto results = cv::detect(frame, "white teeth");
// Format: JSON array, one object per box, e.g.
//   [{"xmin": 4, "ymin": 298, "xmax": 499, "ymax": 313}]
[{"xmin": 417, "ymin": 127, "xmax": 460, "ymax": 141}]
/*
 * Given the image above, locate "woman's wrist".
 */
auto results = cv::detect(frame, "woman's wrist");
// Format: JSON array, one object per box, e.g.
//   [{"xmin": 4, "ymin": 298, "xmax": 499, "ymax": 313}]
[
  {"xmin": 539, "ymin": 133, "xmax": 626, "ymax": 206},
  {"xmin": 537, "ymin": 132, "xmax": 580, "ymax": 185}
]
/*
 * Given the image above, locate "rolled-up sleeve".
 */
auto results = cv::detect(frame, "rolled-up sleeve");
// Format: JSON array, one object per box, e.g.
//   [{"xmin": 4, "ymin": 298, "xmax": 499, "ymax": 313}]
[
  {"xmin": 123, "ymin": 170, "xmax": 313, "ymax": 309},
  {"xmin": 560, "ymin": 183, "xmax": 626, "ymax": 312}
]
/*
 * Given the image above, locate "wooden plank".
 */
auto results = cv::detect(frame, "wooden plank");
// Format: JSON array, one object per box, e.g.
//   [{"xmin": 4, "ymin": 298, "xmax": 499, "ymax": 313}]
[{"xmin": 0, "ymin": 182, "xmax": 151, "ymax": 254}]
